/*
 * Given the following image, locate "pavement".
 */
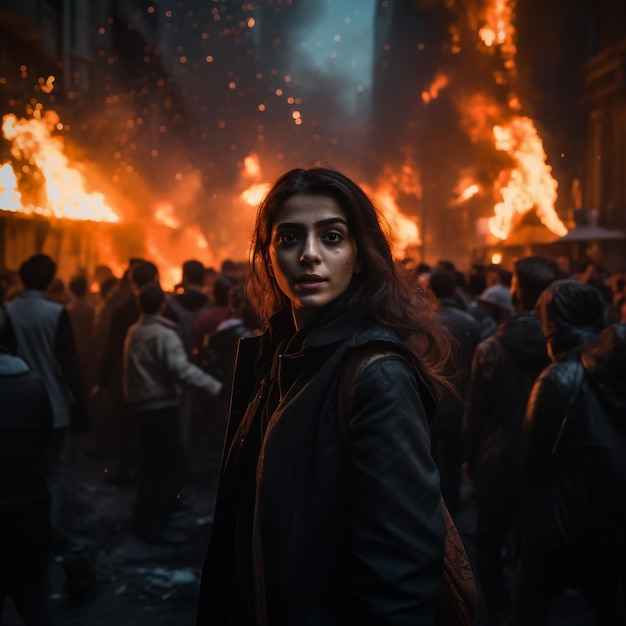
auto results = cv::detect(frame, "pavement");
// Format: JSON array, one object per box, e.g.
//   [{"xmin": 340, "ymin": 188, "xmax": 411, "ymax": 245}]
[
  {"xmin": 1, "ymin": 444, "xmax": 598, "ymax": 626},
  {"xmin": 2, "ymin": 440, "xmax": 217, "ymax": 626}
]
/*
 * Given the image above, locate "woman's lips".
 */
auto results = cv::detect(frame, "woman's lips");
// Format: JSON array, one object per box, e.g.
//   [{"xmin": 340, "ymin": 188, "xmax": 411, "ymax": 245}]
[{"xmin": 294, "ymin": 275, "xmax": 325, "ymax": 289}]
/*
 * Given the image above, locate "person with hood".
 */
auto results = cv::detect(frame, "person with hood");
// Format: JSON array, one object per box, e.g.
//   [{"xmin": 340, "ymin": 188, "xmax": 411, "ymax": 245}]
[
  {"xmin": 462, "ymin": 255, "xmax": 563, "ymax": 626},
  {"xmin": 514, "ymin": 282, "xmax": 625, "ymax": 625},
  {"xmin": 196, "ymin": 167, "xmax": 451, "ymax": 625}
]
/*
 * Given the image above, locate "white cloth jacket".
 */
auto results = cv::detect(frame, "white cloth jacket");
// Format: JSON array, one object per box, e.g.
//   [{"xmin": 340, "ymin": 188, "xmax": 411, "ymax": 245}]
[{"xmin": 124, "ymin": 314, "xmax": 222, "ymax": 411}]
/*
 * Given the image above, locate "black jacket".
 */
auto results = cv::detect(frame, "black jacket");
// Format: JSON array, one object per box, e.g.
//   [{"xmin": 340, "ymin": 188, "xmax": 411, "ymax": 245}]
[
  {"xmin": 521, "ymin": 322, "xmax": 626, "ymax": 558},
  {"xmin": 197, "ymin": 299, "xmax": 445, "ymax": 626},
  {"xmin": 0, "ymin": 348, "xmax": 53, "ymax": 583},
  {"xmin": 463, "ymin": 313, "xmax": 549, "ymax": 520}
]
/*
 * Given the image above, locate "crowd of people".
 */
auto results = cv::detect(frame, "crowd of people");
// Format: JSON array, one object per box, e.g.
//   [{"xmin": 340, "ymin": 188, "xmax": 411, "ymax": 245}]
[{"xmin": 1, "ymin": 167, "xmax": 625, "ymax": 625}]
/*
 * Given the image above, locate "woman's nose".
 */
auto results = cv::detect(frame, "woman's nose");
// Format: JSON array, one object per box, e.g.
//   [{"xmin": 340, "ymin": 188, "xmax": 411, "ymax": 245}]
[{"xmin": 300, "ymin": 236, "xmax": 321, "ymax": 264}]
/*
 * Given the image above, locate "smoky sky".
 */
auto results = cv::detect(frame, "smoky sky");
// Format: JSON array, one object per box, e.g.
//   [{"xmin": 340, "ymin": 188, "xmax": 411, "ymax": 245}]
[{"xmin": 1, "ymin": 0, "xmax": 606, "ymax": 266}]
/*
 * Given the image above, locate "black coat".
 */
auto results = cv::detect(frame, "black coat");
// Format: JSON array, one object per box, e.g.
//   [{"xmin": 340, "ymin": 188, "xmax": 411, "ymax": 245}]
[
  {"xmin": 197, "ymin": 300, "xmax": 445, "ymax": 626},
  {"xmin": 0, "ymin": 349, "xmax": 53, "ymax": 583},
  {"xmin": 521, "ymin": 322, "xmax": 626, "ymax": 562},
  {"xmin": 463, "ymin": 313, "xmax": 550, "ymax": 520}
]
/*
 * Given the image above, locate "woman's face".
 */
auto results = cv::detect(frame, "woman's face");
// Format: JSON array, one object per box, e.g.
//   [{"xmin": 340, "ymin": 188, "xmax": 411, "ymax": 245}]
[{"xmin": 269, "ymin": 192, "xmax": 360, "ymax": 328}]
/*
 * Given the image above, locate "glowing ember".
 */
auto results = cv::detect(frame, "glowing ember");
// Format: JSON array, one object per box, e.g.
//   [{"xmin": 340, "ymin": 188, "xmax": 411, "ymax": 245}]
[
  {"xmin": 422, "ymin": 73, "xmax": 450, "ymax": 104},
  {"xmin": 488, "ymin": 116, "xmax": 567, "ymax": 240},
  {"xmin": 243, "ymin": 153, "xmax": 262, "ymax": 178},
  {"xmin": 1, "ymin": 111, "xmax": 119, "ymax": 222},
  {"xmin": 240, "ymin": 152, "xmax": 271, "ymax": 206},
  {"xmin": 456, "ymin": 183, "xmax": 480, "ymax": 204}
]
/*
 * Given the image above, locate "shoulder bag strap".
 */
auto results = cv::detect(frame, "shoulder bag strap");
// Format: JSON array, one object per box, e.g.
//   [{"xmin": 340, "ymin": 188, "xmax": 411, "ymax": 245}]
[{"xmin": 550, "ymin": 358, "xmax": 585, "ymax": 456}]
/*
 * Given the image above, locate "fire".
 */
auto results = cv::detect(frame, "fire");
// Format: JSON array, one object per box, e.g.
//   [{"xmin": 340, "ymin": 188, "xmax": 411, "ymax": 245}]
[
  {"xmin": 241, "ymin": 182, "xmax": 271, "ymax": 206},
  {"xmin": 1, "ymin": 111, "xmax": 119, "ymax": 222},
  {"xmin": 243, "ymin": 153, "xmax": 262, "ymax": 178},
  {"xmin": 240, "ymin": 152, "xmax": 271, "ymax": 206},
  {"xmin": 488, "ymin": 116, "xmax": 567, "ymax": 240},
  {"xmin": 369, "ymin": 188, "xmax": 420, "ymax": 257},
  {"xmin": 478, "ymin": 0, "xmax": 517, "ymax": 71},
  {"xmin": 461, "ymin": 0, "xmax": 569, "ymax": 243},
  {"xmin": 154, "ymin": 202, "xmax": 181, "ymax": 229},
  {"xmin": 151, "ymin": 201, "xmax": 216, "ymax": 291},
  {"xmin": 453, "ymin": 181, "xmax": 480, "ymax": 205},
  {"xmin": 422, "ymin": 72, "xmax": 450, "ymax": 104}
]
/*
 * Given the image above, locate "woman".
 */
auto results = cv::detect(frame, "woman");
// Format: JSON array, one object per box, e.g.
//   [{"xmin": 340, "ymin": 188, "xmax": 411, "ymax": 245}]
[
  {"xmin": 514, "ymin": 280, "xmax": 626, "ymax": 625},
  {"xmin": 197, "ymin": 167, "xmax": 451, "ymax": 625}
]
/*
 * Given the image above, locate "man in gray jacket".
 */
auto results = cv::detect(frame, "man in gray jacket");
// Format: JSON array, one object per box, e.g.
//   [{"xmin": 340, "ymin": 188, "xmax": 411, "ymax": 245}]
[
  {"xmin": 6, "ymin": 254, "xmax": 88, "ymax": 550},
  {"xmin": 124, "ymin": 282, "xmax": 222, "ymax": 544}
]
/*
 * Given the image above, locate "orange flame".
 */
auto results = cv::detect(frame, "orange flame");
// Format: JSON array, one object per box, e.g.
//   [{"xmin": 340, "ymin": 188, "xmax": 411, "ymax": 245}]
[
  {"xmin": 154, "ymin": 202, "xmax": 181, "ymax": 229},
  {"xmin": 1, "ymin": 111, "xmax": 119, "ymax": 222},
  {"xmin": 478, "ymin": 0, "xmax": 517, "ymax": 71},
  {"xmin": 488, "ymin": 116, "xmax": 567, "ymax": 240},
  {"xmin": 241, "ymin": 182, "xmax": 271, "ymax": 206},
  {"xmin": 239, "ymin": 152, "xmax": 271, "ymax": 206},
  {"xmin": 422, "ymin": 72, "xmax": 450, "ymax": 104},
  {"xmin": 454, "ymin": 181, "xmax": 480, "ymax": 205},
  {"xmin": 368, "ymin": 187, "xmax": 420, "ymax": 257}
]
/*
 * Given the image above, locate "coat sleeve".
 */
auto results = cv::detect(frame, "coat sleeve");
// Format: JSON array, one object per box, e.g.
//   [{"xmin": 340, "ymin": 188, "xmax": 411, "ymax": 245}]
[
  {"xmin": 346, "ymin": 356, "xmax": 445, "ymax": 626},
  {"xmin": 161, "ymin": 329, "xmax": 223, "ymax": 396}
]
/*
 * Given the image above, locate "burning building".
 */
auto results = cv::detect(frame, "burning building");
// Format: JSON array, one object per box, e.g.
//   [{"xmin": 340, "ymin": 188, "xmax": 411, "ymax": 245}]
[{"xmin": 1, "ymin": 0, "xmax": 622, "ymax": 285}]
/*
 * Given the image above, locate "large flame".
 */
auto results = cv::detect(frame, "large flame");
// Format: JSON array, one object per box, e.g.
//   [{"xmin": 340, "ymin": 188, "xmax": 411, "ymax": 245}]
[
  {"xmin": 489, "ymin": 117, "xmax": 567, "ymax": 239},
  {"xmin": 468, "ymin": 0, "xmax": 568, "ymax": 242},
  {"xmin": 478, "ymin": 0, "xmax": 517, "ymax": 72},
  {"xmin": 1, "ymin": 111, "xmax": 119, "ymax": 222}
]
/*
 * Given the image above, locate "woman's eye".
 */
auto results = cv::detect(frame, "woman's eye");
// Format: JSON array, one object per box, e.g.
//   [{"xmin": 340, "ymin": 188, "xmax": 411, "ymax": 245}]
[
  {"xmin": 277, "ymin": 232, "xmax": 298, "ymax": 245},
  {"xmin": 324, "ymin": 231, "xmax": 343, "ymax": 243}
]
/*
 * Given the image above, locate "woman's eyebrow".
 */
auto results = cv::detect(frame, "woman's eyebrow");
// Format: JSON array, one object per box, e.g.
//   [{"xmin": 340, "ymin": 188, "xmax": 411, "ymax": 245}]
[{"xmin": 275, "ymin": 217, "xmax": 348, "ymax": 230}]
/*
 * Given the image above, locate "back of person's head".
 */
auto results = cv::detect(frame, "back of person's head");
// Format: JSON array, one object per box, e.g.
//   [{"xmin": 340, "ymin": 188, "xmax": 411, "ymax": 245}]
[
  {"xmin": 415, "ymin": 262, "xmax": 431, "ymax": 276},
  {"xmin": 94, "ymin": 264, "xmax": 114, "ymax": 284},
  {"xmin": 498, "ymin": 269, "xmax": 513, "ymax": 287},
  {"xmin": 69, "ymin": 275, "xmax": 88, "ymax": 298},
  {"xmin": 19, "ymin": 254, "xmax": 57, "ymax": 291},
  {"xmin": 436, "ymin": 260, "xmax": 456, "ymax": 273},
  {"xmin": 138, "ymin": 283, "xmax": 165, "ymax": 315},
  {"xmin": 100, "ymin": 276, "xmax": 119, "ymax": 300},
  {"xmin": 536, "ymin": 279, "xmax": 607, "ymax": 358},
  {"xmin": 213, "ymin": 276, "xmax": 235, "ymax": 308},
  {"xmin": 182, "ymin": 260, "xmax": 205, "ymax": 286},
  {"xmin": 429, "ymin": 271, "xmax": 456, "ymax": 301},
  {"xmin": 227, "ymin": 282, "xmax": 259, "ymax": 328},
  {"xmin": 131, "ymin": 261, "xmax": 158, "ymax": 289},
  {"xmin": 453, "ymin": 269, "xmax": 467, "ymax": 291},
  {"xmin": 513, "ymin": 256, "xmax": 563, "ymax": 312},
  {"xmin": 467, "ymin": 272, "xmax": 487, "ymax": 298}
]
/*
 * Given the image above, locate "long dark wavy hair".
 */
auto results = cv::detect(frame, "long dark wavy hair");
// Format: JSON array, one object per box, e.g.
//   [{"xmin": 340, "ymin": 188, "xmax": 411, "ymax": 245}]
[{"xmin": 248, "ymin": 167, "xmax": 453, "ymax": 396}]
